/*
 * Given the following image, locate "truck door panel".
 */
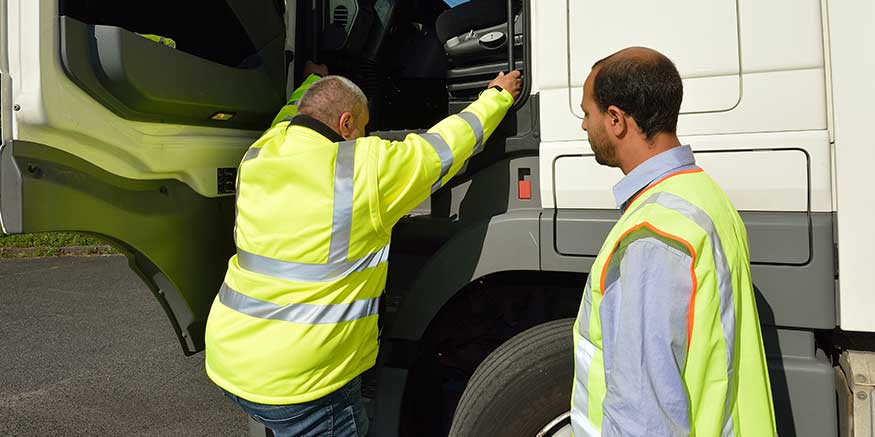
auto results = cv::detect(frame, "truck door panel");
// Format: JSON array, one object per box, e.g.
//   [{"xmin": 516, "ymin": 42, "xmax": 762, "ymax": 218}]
[
  {"xmin": 0, "ymin": 0, "xmax": 290, "ymax": 353},
  {"xmin": 60, "ymin": 17, "xmax": 285, "ymax": 130}
]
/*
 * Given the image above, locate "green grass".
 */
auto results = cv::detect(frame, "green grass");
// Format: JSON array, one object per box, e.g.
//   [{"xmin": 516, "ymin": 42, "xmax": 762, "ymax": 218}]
[
  {"xmin": 0, "ymin": 232, "xmax": 106, "ymax": 248},
  {"xmin": 0, "ymin": 232, "xmax": 117, "ymax": 257}
]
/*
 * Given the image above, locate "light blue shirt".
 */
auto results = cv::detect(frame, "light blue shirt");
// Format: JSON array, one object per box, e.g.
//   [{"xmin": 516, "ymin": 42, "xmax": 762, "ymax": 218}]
[
  {"xmin": 600, "ymin": 145, "xmax": 698, "ymax": 436},
  {"xmin": 443, "ymin": 0, "xmax": 471, "ymax": 7}
]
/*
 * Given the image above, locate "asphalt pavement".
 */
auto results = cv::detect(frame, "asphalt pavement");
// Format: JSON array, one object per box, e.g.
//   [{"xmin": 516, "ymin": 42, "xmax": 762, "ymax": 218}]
[{"xmin": 0, "ymin": 255, "xmax": 248, "ymax": 436}]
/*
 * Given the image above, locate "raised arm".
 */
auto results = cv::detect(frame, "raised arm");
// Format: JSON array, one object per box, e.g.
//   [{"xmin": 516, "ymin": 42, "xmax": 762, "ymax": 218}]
[{"xmin": 372, "ymin": 71, "xmax": 522, "ymax": 229}]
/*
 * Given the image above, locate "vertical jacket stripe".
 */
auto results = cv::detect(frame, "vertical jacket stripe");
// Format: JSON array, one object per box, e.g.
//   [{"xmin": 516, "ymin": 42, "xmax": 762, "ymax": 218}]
[
  {"xmin": 234, "ymin": 146, "xmax": 263, "ymax": 244},
  {"xmin": 572, "ymin": 331, "xmax": 600, "ymax": 436},
  {"xmin": 329, "ymin": 141, "xmax": 356, "ymax": 263},
  {"xmin": 235, "ymin": 139, "xmax": 392, "ymax": 284}
]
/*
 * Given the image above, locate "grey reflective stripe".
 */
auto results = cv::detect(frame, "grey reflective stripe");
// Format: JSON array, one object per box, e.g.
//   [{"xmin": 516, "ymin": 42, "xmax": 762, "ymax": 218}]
[
  {"xmin": 238, "ymin": 243, "xmax": 390, "ymax": 283},
  {"xmin": 289, "ymin": 99, "xmax": 300, "ymax": 106},
  {"xmin": 572, "ymin": 283, "xmax": 595, "ymax": 435},
  {"xmin": 234, "ymin": 148, "xmax": 262, "ymax": 244},
  {"xmin": 235, "ymin": 139, "xmax": 371, "ymax": 283},
  {"xmin": 329, "ymin": 141, "xmax": 356, "ymax": 263},
  {"xmin": 577, "ymin": 282, "xmax": 593, "ymax": 339},
  {"xmin": 632, "ymin": 191, "xmax": 737, "ymax": 436},
  {"xmin": 420, "ymin": 133, "xmax": 454, "ymax": 193},
  {"xmin": 571, "ymin": 335, "xmax": 601, "ymax": 437},
  {"xmin": 457, "ymin": 111, "xmax": 484, "ymax": 152},
  {"xmin": 233, "ymin": 169, "xmax": 239, "ymax": 244},
  {"xmin": 219, "ymin": 283, "xmax": 379, "ymax": 324},
  {"xmin": 242, "ymin": 147, "xmax": 262, "ymax": 162}
]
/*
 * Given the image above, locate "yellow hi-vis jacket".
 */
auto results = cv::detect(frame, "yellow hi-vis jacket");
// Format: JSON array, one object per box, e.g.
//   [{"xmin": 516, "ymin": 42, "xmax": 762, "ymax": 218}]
[{"xmin": 204, "ymin": 84, "xmax": 514, "ymax": 405}]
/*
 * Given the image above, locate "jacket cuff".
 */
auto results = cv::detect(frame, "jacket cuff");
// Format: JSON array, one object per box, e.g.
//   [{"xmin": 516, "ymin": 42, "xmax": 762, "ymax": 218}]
[{"xmin": 480, "ymin": 86, "xmax": 515, "ymax": 106}]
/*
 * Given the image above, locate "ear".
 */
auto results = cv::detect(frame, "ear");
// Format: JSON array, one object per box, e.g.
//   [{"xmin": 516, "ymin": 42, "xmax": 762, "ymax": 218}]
[
  {"xmin": 338, "ymin": 112, "xmax": 355, "ymax": 140},
  {"xmin": 605, "ymin": 105, "xmax": 628, "ymax": 139}
]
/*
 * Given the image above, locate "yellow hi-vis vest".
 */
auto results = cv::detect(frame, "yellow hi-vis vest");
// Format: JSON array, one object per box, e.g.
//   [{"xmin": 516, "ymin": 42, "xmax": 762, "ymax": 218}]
[
  {"xmin": 571, "ymin": 168, "xmax": 777, "ymax": 436},
  {"xmin": 205, "ymin": 87, "xmax": 514, "ymax": 405}
]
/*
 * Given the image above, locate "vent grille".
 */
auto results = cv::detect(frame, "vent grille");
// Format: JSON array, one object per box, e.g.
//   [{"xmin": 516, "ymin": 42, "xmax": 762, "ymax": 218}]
[{"xmin": 333, "ymin": 5, "xmax": 349, "ymax": 29}]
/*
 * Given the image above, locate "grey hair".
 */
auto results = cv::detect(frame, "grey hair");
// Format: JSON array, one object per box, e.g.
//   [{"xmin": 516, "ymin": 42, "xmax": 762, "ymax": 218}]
[{"xmin": 297, "ymin": 75, "xmax": 369, "ymax": 127}]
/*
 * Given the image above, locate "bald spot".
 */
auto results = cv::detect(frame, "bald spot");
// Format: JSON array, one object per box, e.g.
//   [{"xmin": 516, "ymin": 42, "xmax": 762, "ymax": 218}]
[
  {"xmin": 297, "ymin": 75, "xmax": 369, "ymax": 128},
  {"xmin": 593, "ymin": 46, "xmax": 667, "ymax": 70}
]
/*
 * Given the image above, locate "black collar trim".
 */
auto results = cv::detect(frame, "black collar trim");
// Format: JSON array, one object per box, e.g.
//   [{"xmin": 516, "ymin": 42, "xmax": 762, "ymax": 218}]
[{"xmin": 287, "ymin": 115, "xmax": 345, "ymax": 143}]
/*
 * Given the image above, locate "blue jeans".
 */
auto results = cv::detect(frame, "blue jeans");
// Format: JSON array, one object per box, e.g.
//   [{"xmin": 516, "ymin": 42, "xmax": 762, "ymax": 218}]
[{"xmin": 223, "ymin": 377, "xmax": 369, "ymax": 437}]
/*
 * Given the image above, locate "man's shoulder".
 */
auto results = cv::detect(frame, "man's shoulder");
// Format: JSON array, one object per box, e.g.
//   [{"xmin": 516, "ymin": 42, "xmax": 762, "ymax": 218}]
[
  {"xmin": 625, "ymin": 236, "xmax": 693, "ymax": 263},
  {"xmin": 650, "ymin": 170, "xmax": 739, "ymax": 218}
]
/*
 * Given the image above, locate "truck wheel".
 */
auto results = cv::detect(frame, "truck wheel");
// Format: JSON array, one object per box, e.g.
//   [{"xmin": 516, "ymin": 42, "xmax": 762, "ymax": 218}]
[{"xmin": 449, "ymin": 318, "xmax": 575, "ymax": 437}]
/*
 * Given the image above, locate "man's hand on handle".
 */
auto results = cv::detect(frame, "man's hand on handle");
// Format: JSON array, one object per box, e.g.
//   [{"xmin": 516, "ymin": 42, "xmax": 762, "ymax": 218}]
[{"xmin": 488, "ymin": 70, "xmax": 523, "ymax": 102}]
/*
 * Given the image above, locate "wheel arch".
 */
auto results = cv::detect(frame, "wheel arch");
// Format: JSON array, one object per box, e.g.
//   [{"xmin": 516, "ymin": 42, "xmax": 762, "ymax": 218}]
[{"xmin": 3, "ymin": 140, "xmax": 235, "ymax": 355}]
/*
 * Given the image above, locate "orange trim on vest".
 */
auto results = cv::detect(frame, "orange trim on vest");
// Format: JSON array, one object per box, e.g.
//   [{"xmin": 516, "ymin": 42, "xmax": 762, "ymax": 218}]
[
  {"xmin": 627, "ymin": 167, "xmax": 704, "ymax": 208},
  {"xmin": 599, "ymin": 221, "xmax": 699, "ymax": 348}
]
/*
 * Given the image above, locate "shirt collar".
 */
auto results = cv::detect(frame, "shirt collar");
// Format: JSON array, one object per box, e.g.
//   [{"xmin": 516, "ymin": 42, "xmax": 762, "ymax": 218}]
[
  {"xmin": 612, "ymin": 145, "xmax": 696, "ymax": 209},
  {"xmin": 288, "ymin": 115, "xmax": 345, "ymax": 143}
]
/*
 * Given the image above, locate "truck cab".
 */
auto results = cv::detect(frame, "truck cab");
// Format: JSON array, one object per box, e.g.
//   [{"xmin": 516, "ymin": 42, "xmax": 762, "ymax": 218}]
[{"xmin": 2, "ymin": 1, "xmax": 873, "ymax": 436}]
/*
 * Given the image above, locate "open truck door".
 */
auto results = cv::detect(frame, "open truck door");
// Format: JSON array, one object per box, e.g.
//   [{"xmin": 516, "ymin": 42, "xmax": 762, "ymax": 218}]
[{"xmin": 0, "ymin": 0, "xmax": 292, "ymax": 354}]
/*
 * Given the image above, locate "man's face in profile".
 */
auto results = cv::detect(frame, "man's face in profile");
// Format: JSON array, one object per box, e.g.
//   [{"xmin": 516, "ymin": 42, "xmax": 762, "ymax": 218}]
[{"xmin": 581, "ymin": 69, "xmax": 618, "ymax": 167}]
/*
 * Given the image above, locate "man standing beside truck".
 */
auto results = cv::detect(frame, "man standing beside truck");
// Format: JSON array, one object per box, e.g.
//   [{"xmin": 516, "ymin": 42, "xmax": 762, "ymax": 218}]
[
  {"xmin": 203, "ymin": 68, "xmax": 522, "ymax": 436},
  {"xmin": 570, "ymin": 47, "xmax": 776, "ymax": 436}
]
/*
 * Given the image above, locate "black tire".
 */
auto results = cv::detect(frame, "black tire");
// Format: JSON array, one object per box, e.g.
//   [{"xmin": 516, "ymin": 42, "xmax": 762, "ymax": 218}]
[{"xmin": 449, "ymin": 318, "xmax": 575, "ymax": 437}]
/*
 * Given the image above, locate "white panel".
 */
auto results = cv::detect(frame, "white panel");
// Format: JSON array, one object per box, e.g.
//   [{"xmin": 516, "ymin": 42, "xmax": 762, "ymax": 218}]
[
  {"xmin": 542, "ymin": 130, "xmax": 831, "ymax": 212},
  {"xmin": 676, "ymin": 69, "xmax": 827, "ymax": 135},
  {"xmin": 681, "ymin": 76, "xmax": 741, "ymax": 114},
  {"xmin": 553, "ymin": 151, "xmax": 806, "ymax": 212},
  {"xmin": 542, "ymin": 69, "xmax": 827, "ymax": 143},
  {"xmin": 568, "ymin": 0, "xmax": 741, "ymax": 118},
  {"xmin": 829, "ymin": 2, "xmax": 875, "ymax": 331},
  {"xmin": 540, "ymin": 88, "xmax": 584, "ymax": 143},
  {"xmin": 556, "ymin": 0, "xmax": 825, "ymax": 129},
  {"xmin": 532, "ymin": 0, "xmax": 567, "ymax": 92},
  {"xmin": 696, "ymin": 151, "xmax": 807, "ymax": 211},
  {"xmin": 554, "ymin": 155, "xmax": 622, "ymax": 208},
  {"xmin": 740, "ymin": 0, "xmax": 823, "ymax": 73}
]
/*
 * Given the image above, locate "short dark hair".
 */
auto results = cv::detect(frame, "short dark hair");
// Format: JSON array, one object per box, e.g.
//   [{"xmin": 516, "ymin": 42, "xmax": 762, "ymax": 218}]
[{"xmin": 592, "ymin": 50, "xmax": 683, "ymax": 140}]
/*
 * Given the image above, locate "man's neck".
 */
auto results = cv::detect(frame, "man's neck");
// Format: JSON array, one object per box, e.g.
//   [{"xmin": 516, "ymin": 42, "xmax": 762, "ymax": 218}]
[{"xmin": 619, "ymin": 133, "xmax": 682, "ymax": 175}]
